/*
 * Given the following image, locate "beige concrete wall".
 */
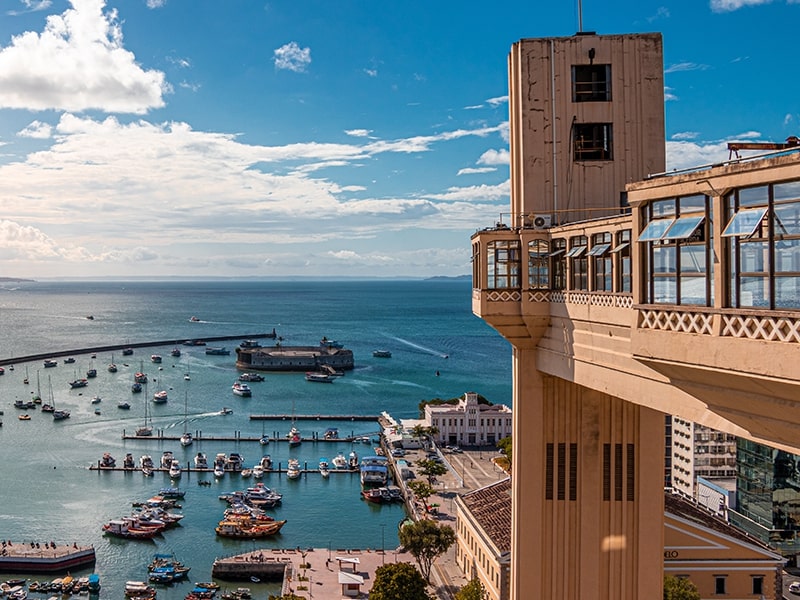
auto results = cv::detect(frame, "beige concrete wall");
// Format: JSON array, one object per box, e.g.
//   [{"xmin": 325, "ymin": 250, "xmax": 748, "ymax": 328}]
[
  {"xmin": 508, "ymin": 33, "xmax": 665, "ymax": 226},
  {"xmin": 511, "ymin": 360, "xmax": 664, "ymax": 600}
]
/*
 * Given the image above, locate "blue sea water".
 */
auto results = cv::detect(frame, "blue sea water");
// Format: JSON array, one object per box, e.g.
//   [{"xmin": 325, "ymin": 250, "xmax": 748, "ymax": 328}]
[{"xmin": 0, "ymin": 279, "xmax": 511, "ymax": 598}]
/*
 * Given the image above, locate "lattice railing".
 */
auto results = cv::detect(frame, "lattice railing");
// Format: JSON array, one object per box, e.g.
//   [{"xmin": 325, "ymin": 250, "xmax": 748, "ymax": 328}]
[
  {"xmin": 721, "ymin": 314, "xmax": 800, "ymax": 343},
  {"xmin": 638, "ymin": 309, "xmax": 714, "ymax": 335},
  {"xmin": 485, "ymin": 290, "xmax": 522, "ymax": 302}
]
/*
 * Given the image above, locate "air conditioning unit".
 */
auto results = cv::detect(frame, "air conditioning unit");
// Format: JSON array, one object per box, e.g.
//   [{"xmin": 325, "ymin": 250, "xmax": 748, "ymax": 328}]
[{"xmin": 532, "ymin": 214, "xmax": 552, "ymax": 229}]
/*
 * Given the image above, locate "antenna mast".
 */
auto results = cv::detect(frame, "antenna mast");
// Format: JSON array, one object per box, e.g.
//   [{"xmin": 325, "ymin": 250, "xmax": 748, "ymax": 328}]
[{"xmin": 578, "ymin": 0, "xmax": 583, "ymax": 32}]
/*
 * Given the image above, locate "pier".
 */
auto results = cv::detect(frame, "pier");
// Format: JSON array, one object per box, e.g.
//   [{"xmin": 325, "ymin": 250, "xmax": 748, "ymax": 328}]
[
  {"xmin": 0, "ymin": 332, "xmax": 277, "ymax": 367},
  {"xmin": 0, "ymin": 542, "xmax": 96, "ymax": 574},
  {"xmin": 89, "ymin": 463, "xmax": 358, "ymax": 475}
]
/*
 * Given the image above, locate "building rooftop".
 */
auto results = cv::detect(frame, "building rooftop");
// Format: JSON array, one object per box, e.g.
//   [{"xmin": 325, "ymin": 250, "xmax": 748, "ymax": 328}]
[
  {"xmin": 461, "ymin": 478, "xmax": 512, "ymax": 553},
  {"xmin": 664, "ymin": 491, "xmax": 776, "ymax": 553}
]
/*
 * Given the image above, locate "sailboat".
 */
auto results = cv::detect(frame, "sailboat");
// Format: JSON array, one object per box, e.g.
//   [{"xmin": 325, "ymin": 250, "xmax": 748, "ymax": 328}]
[
  {"xmin": 287, "ymin": 400, "xmax": 301, "ymax": 447},
  {"xmin": 108, "ymin": 353, "xmax": 117, "ymax": 373},
  {"xmin": 136, "ymin": 382, "xmax": 153, "ymax": 437},
  {"xmin": 259, "ymin": 420, "xmax": 269, "ymax": 446},
  {"xmin": 31, "ymin": 370, "xmax": 42, "ymax": 404},
  {"xmin": 50, "ymin": 376, "xmax": 70, "ymax": 420},
  {"xmin": 23, "ymin": 366, "xmax": 29, "ymax": 385},
  {"xmin": 180, "ymin": 392, "xmax": 193, "ymax": 447}
]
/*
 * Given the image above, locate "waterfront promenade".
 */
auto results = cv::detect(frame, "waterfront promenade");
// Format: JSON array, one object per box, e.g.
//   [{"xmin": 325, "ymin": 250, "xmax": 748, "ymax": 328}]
[{"xmin": 206, "ymin": 446, "xmax": 507, "ymax": 599}]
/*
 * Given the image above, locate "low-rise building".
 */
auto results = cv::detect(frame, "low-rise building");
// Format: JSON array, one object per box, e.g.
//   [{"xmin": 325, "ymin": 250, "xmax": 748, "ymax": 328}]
[
  {"xmin": 456, "ymin": 481, "xmax": 784, "ymax": 600},
  {"xmin": 425, "ymin": 391, "xmax": 512, "ymax": 448}
]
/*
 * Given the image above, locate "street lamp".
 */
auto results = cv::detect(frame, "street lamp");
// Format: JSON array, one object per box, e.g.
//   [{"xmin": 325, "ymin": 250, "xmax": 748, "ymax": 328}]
[{"xmin": 380, "ymin": 523, "xmax": 386, "ymax": 565}]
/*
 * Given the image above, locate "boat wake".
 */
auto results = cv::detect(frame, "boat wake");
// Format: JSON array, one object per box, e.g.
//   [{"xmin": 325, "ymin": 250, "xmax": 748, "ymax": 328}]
[{"xmin": 388, "ymin": 336, "xmax": 449, "ymax": 358}]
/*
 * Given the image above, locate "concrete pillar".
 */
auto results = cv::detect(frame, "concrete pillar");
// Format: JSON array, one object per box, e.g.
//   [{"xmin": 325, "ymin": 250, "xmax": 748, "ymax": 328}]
[{"xmin": 510, "ymin": 347, "xmax": 665, "ymax": 599}]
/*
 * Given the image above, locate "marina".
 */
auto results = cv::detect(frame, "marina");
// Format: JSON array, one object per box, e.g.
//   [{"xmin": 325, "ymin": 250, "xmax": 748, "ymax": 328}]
[{"xmin": 0, "ymin": 279, "xmax": 512, "ymax": 599}]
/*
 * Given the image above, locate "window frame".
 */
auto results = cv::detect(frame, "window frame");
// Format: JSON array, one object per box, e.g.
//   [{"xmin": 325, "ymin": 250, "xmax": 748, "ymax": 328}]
[{"xmin": 573, "ymin": 123, "xmax": 613, "ymax": 161}]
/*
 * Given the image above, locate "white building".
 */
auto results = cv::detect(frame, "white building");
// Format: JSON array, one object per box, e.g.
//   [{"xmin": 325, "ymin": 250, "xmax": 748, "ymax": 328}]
[{"xmin": 425, "ymin": 392, "xmax": 512, "ymax": 448}]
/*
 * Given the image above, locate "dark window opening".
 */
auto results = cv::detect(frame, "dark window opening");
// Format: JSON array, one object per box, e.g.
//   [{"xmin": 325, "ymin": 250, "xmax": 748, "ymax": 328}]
[
  {"xmin": 572, "ymin": 64, "xmax": 611, "ymax": 102},
  {"xmin": 574, "ymin": 123, "xmax": 613, "ymax": 161}
]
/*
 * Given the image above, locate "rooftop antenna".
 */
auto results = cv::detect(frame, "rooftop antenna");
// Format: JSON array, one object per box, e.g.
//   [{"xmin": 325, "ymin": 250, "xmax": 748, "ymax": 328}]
[{"xmin": 578, "ymin": 0, "xmax": 583, "ymax": 32}]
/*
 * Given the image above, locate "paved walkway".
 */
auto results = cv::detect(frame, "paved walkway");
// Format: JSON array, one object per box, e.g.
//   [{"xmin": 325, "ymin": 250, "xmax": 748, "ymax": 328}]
[{"xmin": 397, "ymin": 445, "xmax": 510, "ymax": 599}]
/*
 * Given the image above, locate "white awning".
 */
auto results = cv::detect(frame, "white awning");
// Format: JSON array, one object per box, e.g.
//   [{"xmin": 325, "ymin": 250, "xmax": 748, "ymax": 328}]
[{"xmin": 338, "ymin": 571, "xmax": 364, "ymax": 585}]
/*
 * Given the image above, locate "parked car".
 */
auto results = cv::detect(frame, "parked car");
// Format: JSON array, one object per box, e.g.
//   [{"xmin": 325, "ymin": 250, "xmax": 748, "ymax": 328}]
[
  {"xmin": 790, "ymin": 581, "xmax": 800, "ymax": 594},
  {"xmin": 391, "ymin": 448, "xmax": 406, "ymax": 457}
]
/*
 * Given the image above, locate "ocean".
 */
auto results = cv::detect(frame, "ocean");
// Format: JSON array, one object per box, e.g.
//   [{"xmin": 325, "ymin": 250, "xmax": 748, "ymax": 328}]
[{"xmin": 0, "ymin": 279, "xmax": 511, "ymax": 598}]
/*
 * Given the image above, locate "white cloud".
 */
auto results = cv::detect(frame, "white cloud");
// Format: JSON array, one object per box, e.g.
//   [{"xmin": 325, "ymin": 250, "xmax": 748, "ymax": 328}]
[
  {"xmin": 664, "ymin": 86, "xmax": 678, "ymax": 102},
  {"xmin": 146, "ymin": 0, "xmax": 166, "ymax": 7},
  {"xmin": 7, "ymin": 1, "xmax": 52, "ymax": 15},
  {"xmin": 18, "ymin": 120, "xmax": 53, "ymax": 138},
  {"xmin": 486, "ymin": 96, "xmax": 508, "ymax": 107},
  {"xmin": 274, "ymin": 41, "xmax": 311, "ymax": 73},
  {"xmin": 345, "ymin": 129, "xmax": 372, "ymax": 138},
  {"xmin": 363, "ymin": 68, "xmax": 377, "ymax": 77},
  {"xmin": 477, "ymin": 148, "xmax": 509, "ymax": 166},
  {"xmin": 647, "ymin": 6, "xmax": 670, "ymax": 20},
  {"xmin": 710, "ymin": 0, "xmax": 772, "ymax": 11},
  {"xmin": 458, "ymin": 167, "xmax": 496, "ymax": 175},
  {"xmin": 665, "ymin": 62, "xmax": 710, "ymax": 74},
  {"xmin": 0, "ymin": 113, "xmax": 509, "ymax": 277},
  {"xmin": 0, "ymin": 0, "xmax": 167, "ymax": 114},
  {"xmin": 784, "ymin": 114, "xmax": 793, "ymax": 126},
  {"xmin": 671, "ymin": 131, "xmax": 699, "ymax": 141}
]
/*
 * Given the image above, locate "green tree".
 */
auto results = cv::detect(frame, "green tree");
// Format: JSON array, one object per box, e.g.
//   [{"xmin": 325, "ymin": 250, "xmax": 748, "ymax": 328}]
[
  {"xmin": 398, "ymin": 518, "xmax": 456, "ymax": 582},
  {"xmin": 416, "ymin": 459, "xmax": 448, "ymax": 484},
  {"xmin": 663, "ymin": 575, "xmax": 700, "ymax": 600},
  {"xmin": 408, "ymin": 481, "xmax": 434, "ymax": 509},
  {"xmin": 497, "ymin": 436, "xmax": 512, "ymax": 463},
  {"xmin": 455, "ymin": 577, "xmax": 488, "ymax": 600},
  {"xmin": 369, "ymin": 562, "xmax": 431, "ymax": 600}
]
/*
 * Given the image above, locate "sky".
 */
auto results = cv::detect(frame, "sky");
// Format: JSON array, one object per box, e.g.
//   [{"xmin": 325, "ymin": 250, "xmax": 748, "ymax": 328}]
[{"xmin": 0, "ymin": 0, "xmax": 798, "ymax": 279}]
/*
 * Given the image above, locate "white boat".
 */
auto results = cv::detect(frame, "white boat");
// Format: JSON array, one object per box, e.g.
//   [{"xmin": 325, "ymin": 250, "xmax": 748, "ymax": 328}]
[
  {"xmin": 360, "ymin": 456, "xmax": 389, "ymax": 486},
  {"xmin": 332, "ymin": 452, "xmax": 347, "ymax": 469},
  {"xmin": 373, "ymin": 349, "xmax": 392, "ymax": 358},
  {"xmin": 180, "ymin": 392, "xmax": 192, "ymax": 446},
  {"xmin": 91, "ymin": 395, "xmax": 102, "ymax": 404},
  {"xmin": 286, "ymin": 458, "xmax": 301, "ymax": 479},
  {"xmin": 240, "ymin": 468, "xmax": 253, "ymax": 478},
  {"xmin": 140, "ymin": 455, "xmax": 154, "ymax": 469},
  {"xmin": 151, "ymin": 354, "xmax": 162, "ymax": 363},
  {"xmin": 169, "ymin": 460, "xmax": 182, "ymax": 479},
  {"xmin": 214, "ymin": 453, "xmax": 226, "ymax": 477},
  {"xmin": 214, "ymin": 464, "xmax": 225, "ymax": 478},
  {"xmin": 319, "ymin": 458, "xmax": 330, "ymax": 478},
  {"xmin": 259, "ymin": 455, "xmax": 273, "ymax": 471},
  {"xmin": 305, "ymin": 371, "xmax": 333, "ymax": 383},
  {"xmin": 348, "ymin": 450, "xmax": 359, "ymax": 469},
  {"xmin": 152, "ymin": 390, "xmax": 168, "ymax": 403},
  {"xmin": 232, "ymin": 382, "xmax": 252, "ymax": 397},
  {"xmin": 194, "ymin": 452, "xmax": 208, "ymax": 469},
  {"xmin": 219, "ymin": 407, "xmax": 233, "ymax": 415},
  {"xmin": 252, "ymin": 464, "xmax": 264, "ymax": 479},
  {"xmin": 161, "ymin": 451, "xmax": 174, "ymax": 468}
]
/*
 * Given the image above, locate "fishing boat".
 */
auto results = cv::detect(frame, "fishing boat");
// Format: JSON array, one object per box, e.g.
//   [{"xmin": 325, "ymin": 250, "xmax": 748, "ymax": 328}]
[
  {"xmin": 124, "ymin": 580, "xmax": 157, "ymax": 597},
  {"xmin": 103, "ymin": 520, "xmax": 160, "ymax": 540},
  {"xmin": 319, "ymin": 458, "xmax": 330, "ymax": 478},
  {"xmin": 231, "ymin": 382, "xmax": 252, "ymax": 397},
  {"xmin": 215, "ymin": 518, "xmax": 286, "ymax": 538}
]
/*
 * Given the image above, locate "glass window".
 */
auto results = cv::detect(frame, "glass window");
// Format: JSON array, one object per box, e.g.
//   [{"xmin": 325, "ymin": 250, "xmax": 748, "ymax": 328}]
[
  {"xmin": 487, "ymin": 240, "xmax": 520, "ymax": 289},
  {"xmin": 616, "ymin": 230, "xmax": 632, "ymax": 293},
  {"xmin": 551, "ymin": 239, "xmax": 567, "ymax": 290},
  {"xmin": 528, "ymin": 239, "xmax": 550, "ymax": 289},
  {"xmin": 714, "ymin": 576, "xmax": 726, "ymax": 595},
  {"xmin": 570, "ymin": 236, "xmax": 589, "ymax": 290},
  {"xmin": 639, "ymin": 219, "xmax": 675, "ymax": 241},
  {"xmin": 664, "ymin": 216, "xmax": 704, "ymax": 240},
  {"xmin": 722, "ymin": 208, "xmax": 767, "ymax": 237},
  {"xmin": 587, "ymin": 243, "xmax": 611, "ymax": 256}
]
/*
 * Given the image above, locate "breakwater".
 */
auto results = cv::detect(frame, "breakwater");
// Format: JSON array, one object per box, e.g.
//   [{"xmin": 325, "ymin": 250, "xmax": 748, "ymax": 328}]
[{"xmin": 0, "ymin": 332, "xmax": 277, "ymax": 367}]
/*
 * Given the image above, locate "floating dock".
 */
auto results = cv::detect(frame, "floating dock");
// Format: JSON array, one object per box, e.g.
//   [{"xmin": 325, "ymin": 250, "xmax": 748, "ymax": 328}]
[{"xmin": 0, "ymin": 543, "xmax": 95, "ymax": 574}]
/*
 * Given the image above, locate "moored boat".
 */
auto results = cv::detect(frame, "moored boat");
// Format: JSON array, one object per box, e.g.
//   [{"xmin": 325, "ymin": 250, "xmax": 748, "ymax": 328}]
[
  {"xmin": 194, "ymin": 452, "xmax": 208, "ymax": 469},
  {"xmin": 286, "ymin": 458, "xmax": 301, "ymax": 480},
  {"xmin": 304, "ymin": 371, "xmax": 333, "ymax": 383},
  {"xmin": 319, "ymin": 458, "xmax": 330, "ymax": 478},
  {"xmin": 373, "ymin": 349, "xmax": 392, "ymax": 358},
  {"xmin": 152, "ymin": 390, "xmax": 168, "ymax": 403},
  {"xmin": 231, "ymin": 382, "xmax": 252, "ymax": 397},
  {"xmin": 69, "ymin": 378, "xmax": 88, "ymax": 389}
]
